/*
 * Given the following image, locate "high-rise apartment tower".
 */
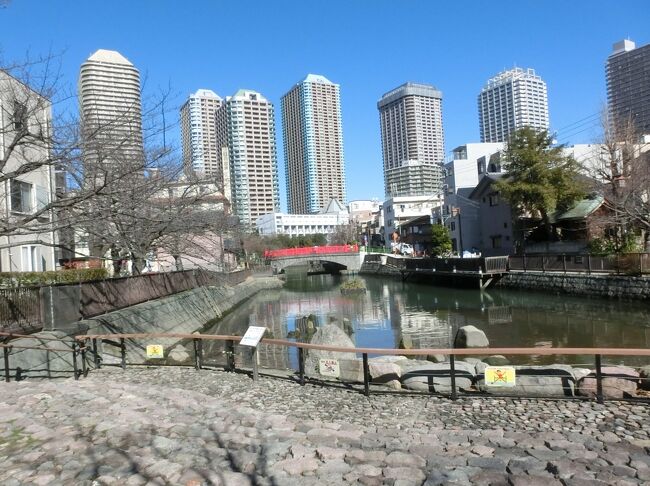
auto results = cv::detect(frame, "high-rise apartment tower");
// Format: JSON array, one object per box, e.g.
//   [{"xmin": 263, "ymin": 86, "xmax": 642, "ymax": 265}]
[
  {"xmin": 607, "ymin": 39, "xmax": 650, "ymax": 136},
  {"xmin": 281, "ymin": 74, "xmax": 346, "ymax": 214},
  {"xmin": 378, "ymin": 82, "xmax": 444, "ymax": 198},
  {"xmin": 180, "ymin": 89, "xmax": 223, "ymax": 178},
  {"xmin": 478, "ymin": 67, "xmax": 549, "ymax": 143},
  {"xmin": 79, "ymin": 49, "xmax": 143, "ymax": 169},
  {"xmin": 215, "ymin": 89, "xmax": 279, "ymax": 227}
]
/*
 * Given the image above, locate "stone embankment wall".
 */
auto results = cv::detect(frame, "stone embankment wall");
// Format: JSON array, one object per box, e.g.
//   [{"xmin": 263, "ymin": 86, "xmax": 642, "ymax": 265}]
[
  {"xmin": 497, "ymin": 272, "xmax": 650, "ymax": 300},
  {"xmin": 2, "ymin": 277, "xmax": 283, "ymax": 378},
  {"xmin": 359, "ymin": 261, "xmax": 401, "ymax": 277}
]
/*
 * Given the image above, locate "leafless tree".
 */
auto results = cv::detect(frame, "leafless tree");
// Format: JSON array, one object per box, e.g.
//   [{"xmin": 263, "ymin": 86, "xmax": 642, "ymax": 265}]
[
  {"xmin": 1, "ymin": 54, "xmax": 239, "ymax": 273},
  {"xmin": 587, "ymin": 111, "xmax": 650, "ymax": 251}
]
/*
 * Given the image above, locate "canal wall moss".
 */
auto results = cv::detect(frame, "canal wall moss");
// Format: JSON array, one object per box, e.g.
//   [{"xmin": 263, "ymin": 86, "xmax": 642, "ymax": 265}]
[{"xmin": 497, "ymin": 272, "xmax": 650, "ymax": 300}]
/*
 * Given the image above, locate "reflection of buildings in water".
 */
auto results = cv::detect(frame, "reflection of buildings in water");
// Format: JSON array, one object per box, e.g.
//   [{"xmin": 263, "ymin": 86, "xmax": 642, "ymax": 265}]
[
  {"xmin": 487, "ymin": 306, "xmax": 513, "ymax": 325},
  {"xmin": 242, "ymin": 302, "xmax": 291, "ymax": 370},
  {"xmin": 399, "ymin": 311, "xmax": 454, "ymax": 349}
]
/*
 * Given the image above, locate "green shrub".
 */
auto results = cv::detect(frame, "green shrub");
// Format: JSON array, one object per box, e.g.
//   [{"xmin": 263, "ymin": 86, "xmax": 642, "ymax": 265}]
[
  {"xmin": 340, "ymin": 278, "xmax": 366, "ymax": 291},
  {"xmin": 0, "ymin": 268, "xmax": 109, "ymax": 287}
]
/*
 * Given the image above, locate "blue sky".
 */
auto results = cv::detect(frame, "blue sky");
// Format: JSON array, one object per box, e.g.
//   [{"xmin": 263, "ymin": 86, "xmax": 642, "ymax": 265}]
[{"xmin": 1, "ymin": 1, "xmax": 648, "ymax": 209}]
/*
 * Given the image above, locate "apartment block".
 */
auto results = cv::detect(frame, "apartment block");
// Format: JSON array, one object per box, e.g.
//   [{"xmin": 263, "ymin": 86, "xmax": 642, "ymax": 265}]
[{"xmin": 180, "ymin": 89, "xmax": 223, "ymax": 179}]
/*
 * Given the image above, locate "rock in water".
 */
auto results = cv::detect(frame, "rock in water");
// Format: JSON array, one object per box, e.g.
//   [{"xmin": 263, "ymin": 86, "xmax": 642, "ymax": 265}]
[
  {"xmin": 401, "ymin": 361, "xmax": 476, "ymax": 393},
  {"xmin": 577, "ymin": 366, "xmax": 639, "ymax": 398},
  {"xmin": 454, "ymin": 325, "xmax": 489, "ymax": 348}
]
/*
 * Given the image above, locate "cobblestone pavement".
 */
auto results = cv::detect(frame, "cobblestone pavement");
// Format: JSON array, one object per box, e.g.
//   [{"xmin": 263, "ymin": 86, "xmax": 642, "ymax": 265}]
[{"xmin": 1, "ymin": 367, "xmax": 650, "ymax": 485}]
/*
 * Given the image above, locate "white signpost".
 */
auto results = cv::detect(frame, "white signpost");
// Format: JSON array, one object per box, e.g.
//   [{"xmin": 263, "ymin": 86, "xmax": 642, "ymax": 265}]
[
  {"xmin": 239, "ymin": 326, "xmax": 266, "ymax": 381},
  {"xmin": 240, "ymin": 326, "xmax": 267, "ymax": 347}
]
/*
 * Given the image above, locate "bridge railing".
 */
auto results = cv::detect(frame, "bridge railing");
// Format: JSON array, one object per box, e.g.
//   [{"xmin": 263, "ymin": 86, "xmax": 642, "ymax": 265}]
[
  {"xmin": 62, "ymin": 331, "xmax": 650, "ymax": 404},
  {"xmin": 264, "ymin": 245, "xmax": 359, "ymax": 259}
]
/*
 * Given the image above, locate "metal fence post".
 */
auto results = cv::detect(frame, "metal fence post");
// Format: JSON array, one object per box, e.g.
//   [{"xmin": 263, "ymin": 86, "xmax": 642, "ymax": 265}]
[
  {"xmin": 640, "ymin": 253, "xmax": 643, "ymax": 274},
  {"xmin": 562, "ymin": 254, "xmax": 567, "ymax": 274},
  {"xmin": 226, "ymin": 339, "xmax": 235, "ymax": 371},
  {"xmin": 3, "ymin": 346, "xmax": 10, "ymax": 382},
  {"xmin": 120, "ymin": 338, "xmax": 126, "ymax": 370},
  {"xmin": 595, "ymin": 354, "xmax": 604, "ymax": 404},
  {"xmin": 193, "ymin": 338, "xmax": 201, "ymax": 370},
  {"xmin": 92, "ymin": 338, "xmax": 100, "ymax": 369},
  {"xmin": 298, "ymin": 347, "xmax": 305, "ymax": 386},
  {"xmin": 449, "ymin": 354, "xmax": 458, "ymax": 400},
  {"xmin": 362, "ymin": 353, "xmax": 370, "ymax": 397},
  {"xmin": 81, "ymin": 342, "xmax": 88, "ymax": 378},
  {"xmin": 72, "ymin": 342, "xmax": 79, "ymax": 380},
  {"xmin": 587, "ymin": 254, "xmax": 592, "ymax": 274},
  {"xmin": 252, "ymin": 346, "xmax": 259, "ymax": 381},
  {"xmin": 523, "ymin": 254, "xmax": 527, "ymax": 272},
  {"xmin": 542, "ymin": 256, "xmax": 546, "ymax": 272}
]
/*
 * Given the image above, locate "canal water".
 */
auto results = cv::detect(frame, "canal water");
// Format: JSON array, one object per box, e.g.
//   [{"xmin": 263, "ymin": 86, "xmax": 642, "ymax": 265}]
[{"xmin": 204, "ymin": 274, "xmax": 650, "ymax": 369}]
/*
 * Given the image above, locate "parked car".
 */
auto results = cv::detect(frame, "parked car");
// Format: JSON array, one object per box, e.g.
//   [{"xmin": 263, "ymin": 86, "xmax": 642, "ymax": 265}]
[{"xmin": 398, "ymin": 243, "xmax": 414, "ymax": 256}]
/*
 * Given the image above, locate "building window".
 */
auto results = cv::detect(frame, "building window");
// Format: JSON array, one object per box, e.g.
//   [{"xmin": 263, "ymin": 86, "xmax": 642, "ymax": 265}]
[
  {"xmin": 10, "ymin": 179, "xmax": 33, "ymax": 213},
  {"xmin": 13, "ymin": 101, "xmax": 27, "ymax": 132},
  {"xmin": 450, "ymin": 222, "xmax": 456, "ymax": 231},
  {"xmin": 21, "ymin": 245, "xmax": 38, "ymax": 272},
  {"xmin": 489, "ymin": 194, "xmax": 499, "ymax": 206},
  {"xmin": 503, "ymin": 222, "xmax": 508, "ymax": 229},
  {"xmin": 490, "ymin": 235, "xmax": 502, "ymax": 249}
]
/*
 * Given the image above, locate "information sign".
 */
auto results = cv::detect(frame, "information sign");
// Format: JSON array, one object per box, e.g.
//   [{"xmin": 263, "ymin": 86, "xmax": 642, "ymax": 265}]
[
  {"xmin": 319, "ymin": 358, "xmax": 340, "ymax": 378},
  {"xmin": 146, "ymin": 344, "xmax": 164, "ymax": 359},
  {"xmin": 239, "ymin": 326, "xmax": 267, "ymax": 347},
  {"xmin": 484, "ymin": 366, "xmax": 516, "ymax": 387}
]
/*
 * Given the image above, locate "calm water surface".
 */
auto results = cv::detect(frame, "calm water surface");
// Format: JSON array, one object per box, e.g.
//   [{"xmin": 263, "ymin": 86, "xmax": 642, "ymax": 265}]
[{"xmin": 205, "ymin": 274, "xmax": 650, "ymax": 368}]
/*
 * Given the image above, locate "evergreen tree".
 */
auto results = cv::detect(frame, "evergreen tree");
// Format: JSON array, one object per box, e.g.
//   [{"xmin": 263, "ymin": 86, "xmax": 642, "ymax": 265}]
[
  {"xmin": 495, "ymin": 127, "xmax": 586, "ymax": 238},
  {"xmin": 431, "ymin": 224, "xmax": 452, "ymax": 256}
]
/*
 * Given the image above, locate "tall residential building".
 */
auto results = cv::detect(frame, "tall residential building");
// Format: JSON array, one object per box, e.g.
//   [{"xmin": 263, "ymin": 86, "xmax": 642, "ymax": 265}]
[
  {"xmin": 478, "ymin": 67, "xmax": 549, "ymax": 143},
  {"xmin": 281, "ymin": 74, "xmax": 346, "ymax": 214},
  {"xmin": 215, "ymin": 89, "xmax": 279, "ymax": 227},
  {"xmin": 79, "ymin": 49, "xmax": 143, "ymax": 171},
  {"xmin": 180, "ymin": 89, "xmax": 223, "ymax": 179},
  {"xmin": 378, "ymin": 82, "xmax": 445, "ymax": 198},
  {"xmin": 606, "ymin": 39, "xmax": 650, "ymax": 136}
]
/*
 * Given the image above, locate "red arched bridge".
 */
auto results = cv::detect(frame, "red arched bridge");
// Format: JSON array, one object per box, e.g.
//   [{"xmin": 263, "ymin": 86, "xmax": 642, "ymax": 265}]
[{"xmin": 264, "ymin": 245, "xmax": 361, "ymax": 275}]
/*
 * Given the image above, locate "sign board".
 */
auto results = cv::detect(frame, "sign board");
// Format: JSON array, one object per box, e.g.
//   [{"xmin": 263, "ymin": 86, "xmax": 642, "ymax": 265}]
[
  {"xmin": 146, "ymin": 344, "xmax": 164, "ymax": 359},
  {"xmin": 484, "ymin": 366, "xmax": 516, "ymax": 387},
  {"xmin": 239, "ymin": 326, "xmax": 267, "ymax": 347},
  {"xmin": 319, "ymin": 358, "xmax": 340, "ymax": 378}
]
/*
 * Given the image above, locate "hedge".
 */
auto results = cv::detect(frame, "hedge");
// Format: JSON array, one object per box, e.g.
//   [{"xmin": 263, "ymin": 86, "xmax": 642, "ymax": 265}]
[{"xmin": 0, "ymin": 268, "xmax": 109, "ymax": 287}]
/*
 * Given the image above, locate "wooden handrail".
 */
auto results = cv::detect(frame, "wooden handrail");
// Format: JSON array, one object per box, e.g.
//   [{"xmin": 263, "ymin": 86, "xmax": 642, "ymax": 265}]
[
  {"xmin": 75, "ymin": 332, "xmax": 650, "ymax": 357},
  {"xmin": 0, "ymin": 332, "xmax": 71, "ymax": 342}
]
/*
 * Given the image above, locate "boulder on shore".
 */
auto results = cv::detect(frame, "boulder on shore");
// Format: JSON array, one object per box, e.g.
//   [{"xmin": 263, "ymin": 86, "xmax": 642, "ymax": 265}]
[
  {"xmin": 304, "ymin": 324, "xmax": 358, "ymax": 380},
  {"xmin": 476, "ymin": 364, "xmax": 576, "ymax": 397},
  {"xmin": 577, "ymin": 366, "xmax": 639, "ymax": 399},
  {"xmin": 401, "ymin": 361, "xmax": 475, "ymax": 393},
  {"xmin": 454, "ymin": 325, "xmax": 489, "ymax": 348}
]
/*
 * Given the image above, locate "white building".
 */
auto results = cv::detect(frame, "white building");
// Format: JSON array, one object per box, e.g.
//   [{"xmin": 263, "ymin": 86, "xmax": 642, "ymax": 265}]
[
  {"xmin": 79, "ymin": 49, "xmax": 143, "ymax": 170},
  {"xmin": 440, "ymin": 143, "xmax": 504, "ymax": 253},
  {"xmin": 216, "ymin": 89, "xmax": 280, "ymax": 227},
  {"xmin": 378, "ymin": 82, "xmax": 445, "ymax": 197},
  {"xmin": 382, "ymin": 194, "xmax": 443, "ymax": 246},
  {"xmin": 256, "ymin": 199, "xmax": 349, "ymax": 237},
  {"xmin": 478, "ymin": 67, "xmax": 549, "ymax": 143},
  {"xmin": 180, "ymin": 89, "xmax": 223, "ymax": 180},
  {"xmin": 0, "ymin": 71, "xmax": 56, "ymax": 272}
]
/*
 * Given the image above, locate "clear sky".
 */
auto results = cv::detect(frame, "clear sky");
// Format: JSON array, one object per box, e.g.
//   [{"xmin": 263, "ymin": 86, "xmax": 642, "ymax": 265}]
[{"xmin": 1, "ymin": 1, "xmax": 648, "ymax": 210}]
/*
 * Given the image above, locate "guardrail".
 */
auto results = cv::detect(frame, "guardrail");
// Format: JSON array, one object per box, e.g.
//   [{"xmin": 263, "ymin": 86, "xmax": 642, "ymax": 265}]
[
  {"xmin": 510, "ymin": 253, "xmax": 650, "ymax": 275},
  {"xmin": 73, "ymin": 332, "xmax": 650, "ymax": 404},
  {"xmin": 264, "ymin": 245, "xmax": 359, "ymax": 259}
]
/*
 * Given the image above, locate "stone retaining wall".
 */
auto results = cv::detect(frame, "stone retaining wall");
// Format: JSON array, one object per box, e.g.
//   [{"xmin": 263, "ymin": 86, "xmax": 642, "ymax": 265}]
[
  {"xmin": 359, "ymin": 261, "xmax": 402, "ymax": 277},
  {"xmin": 1, "ymin": 277, "xmax": 283, "ymax": 377},
  {"xmin": 497, "ymin": 272, "xmax": 650, "ymax": 300}
]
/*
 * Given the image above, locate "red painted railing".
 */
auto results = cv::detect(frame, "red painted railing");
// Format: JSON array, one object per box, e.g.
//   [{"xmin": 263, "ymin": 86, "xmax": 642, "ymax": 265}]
[{"xmin": 264, "ymin": 245, "xmax": 359, "ymax": 259}]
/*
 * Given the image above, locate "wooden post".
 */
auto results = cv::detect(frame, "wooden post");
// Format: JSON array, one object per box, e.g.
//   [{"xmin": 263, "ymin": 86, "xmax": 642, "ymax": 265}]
[
  {"xmin": 193, "ymin": 338, "xmax": 201, "ymax": 370},
  {"xmin": 92, "ymin": 339, "xmax": 101, "ymax": 369},
  {"xmin": 81, "ymin": 342, "xmax": 88, "ymax": 378},
  {"xmin": 252, "ymin": 346, "xmax": 259, "ymax": 381},
  {"xmin": 72, "ymin": 342, "xmax": 79, "ymax": 380},
  {"xmin": 226, "ymin": 340, "xmax": 235, "ymax": 371}
]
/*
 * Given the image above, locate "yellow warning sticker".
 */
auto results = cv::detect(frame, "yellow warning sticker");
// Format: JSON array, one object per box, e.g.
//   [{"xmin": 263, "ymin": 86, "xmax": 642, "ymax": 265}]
[
  {"xmin": 484, "ymin": 366, "xmax": 516, "ymax": 387},
  {"xmin": 146, "ymin": 344, "xmax": 164, "ymax": 359}
]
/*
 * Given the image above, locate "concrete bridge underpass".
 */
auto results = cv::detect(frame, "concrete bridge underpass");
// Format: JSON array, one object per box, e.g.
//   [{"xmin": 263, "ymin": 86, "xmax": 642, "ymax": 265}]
[{"xmin": 270, "ymin": 253, "xmax": 361, "ymax": 275}]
